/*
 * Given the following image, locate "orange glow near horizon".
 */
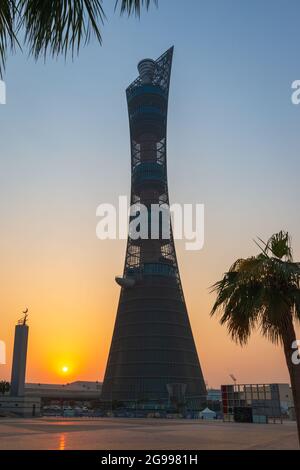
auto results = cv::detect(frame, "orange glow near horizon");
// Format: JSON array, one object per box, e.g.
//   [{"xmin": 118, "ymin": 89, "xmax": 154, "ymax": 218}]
[{"xmin": 1, "ymin": 235, "xmax": 298, "ymax": 388}]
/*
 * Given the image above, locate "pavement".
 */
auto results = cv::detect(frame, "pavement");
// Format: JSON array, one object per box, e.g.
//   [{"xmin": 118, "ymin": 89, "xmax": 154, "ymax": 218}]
[{"xmin": 0, "ymin": 417, "xmax": 298, "ymax": 450}]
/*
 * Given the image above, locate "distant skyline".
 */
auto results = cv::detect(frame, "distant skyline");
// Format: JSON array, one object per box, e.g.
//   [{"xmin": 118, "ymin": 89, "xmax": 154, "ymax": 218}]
[{"xmin": 1, "ymin": 0, "xmax": 300, "ymax": 387}]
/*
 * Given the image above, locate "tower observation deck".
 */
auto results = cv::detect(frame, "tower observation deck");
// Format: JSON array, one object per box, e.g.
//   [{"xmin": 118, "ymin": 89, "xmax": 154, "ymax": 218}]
[{"xmin": 101, "ymin": 48, "xmax": 206, "ymax": 407}]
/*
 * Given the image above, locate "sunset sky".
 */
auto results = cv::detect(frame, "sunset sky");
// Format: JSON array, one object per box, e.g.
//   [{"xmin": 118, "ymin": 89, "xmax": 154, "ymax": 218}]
[{"xmin": 1, "ymin": 0, "xmax": 300, "ymax": 387}]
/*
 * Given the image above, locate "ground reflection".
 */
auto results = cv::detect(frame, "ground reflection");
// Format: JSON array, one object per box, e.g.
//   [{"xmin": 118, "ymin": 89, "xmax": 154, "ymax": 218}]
[{"xmin": 59, "ymin": 433, "xmax": 66, "ymax": 450}]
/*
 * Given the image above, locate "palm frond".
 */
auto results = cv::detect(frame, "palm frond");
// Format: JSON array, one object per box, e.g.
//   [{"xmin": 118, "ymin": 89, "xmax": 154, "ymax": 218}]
[
  {"xmin": 212, "ymin": 272, "xmax": 263, "ymax": 345},
  {"xmin": 210, "ymin": 232, "xmax": 300, "ymax": 346},
  {"xmin": 17, "ymin": 0, "xmax": 105, "ymax": 61},
  {"xmin": 0, "ymin": 0, "xmax": 18, "ymax": 77},
  {"xmin": 253, "ymin": 237, "xmax": 270, "ymax": 258},
  {"xmin": 266, "ymin": 231, "xmax": 292, "ymax": 260},
  {"xmin": 115, "ymin": 0, "xmax": 158, "ymax": 16},
  {"xmin": 290, "ymin": 288, "xmax": 300, "ymax": 323},
  {"xmin": 0, "ymin": 1, "xmax": 158, "ymax": 75}
]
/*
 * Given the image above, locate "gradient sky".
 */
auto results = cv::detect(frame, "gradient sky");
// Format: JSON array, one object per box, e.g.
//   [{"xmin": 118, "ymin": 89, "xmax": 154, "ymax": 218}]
[{"xmin": 1, "ymin": 0, "xmax": 300, "ymax": 387}]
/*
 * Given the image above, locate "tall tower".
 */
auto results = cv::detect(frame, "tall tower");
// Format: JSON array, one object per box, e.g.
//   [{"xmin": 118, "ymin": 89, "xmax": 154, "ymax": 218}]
[
  {"xmin": 101, "ymin": 48, "xmax": 206, "ymax": 406},
  {"xmin": 10, "ymin": 313, "xmax": 29, "ymax": 397}
]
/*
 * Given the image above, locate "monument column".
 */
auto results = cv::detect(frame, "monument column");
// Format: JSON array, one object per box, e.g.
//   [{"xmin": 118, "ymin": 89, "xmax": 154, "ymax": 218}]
[{"xmin": 10, "ymin": 311, "xmax": 29, "ymax": 397}]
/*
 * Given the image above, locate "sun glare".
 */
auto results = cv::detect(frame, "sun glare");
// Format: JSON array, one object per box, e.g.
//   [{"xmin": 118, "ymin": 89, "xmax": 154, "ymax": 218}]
[{"xmin": 61, "ymin": 366, "xmax": 69, "ymax": 373}]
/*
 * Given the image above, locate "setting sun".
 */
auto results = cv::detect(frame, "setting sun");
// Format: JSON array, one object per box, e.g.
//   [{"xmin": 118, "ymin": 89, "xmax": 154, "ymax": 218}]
[{"xmin": 61, "ymin": 366, "xmax": 69, "ymax": 374}]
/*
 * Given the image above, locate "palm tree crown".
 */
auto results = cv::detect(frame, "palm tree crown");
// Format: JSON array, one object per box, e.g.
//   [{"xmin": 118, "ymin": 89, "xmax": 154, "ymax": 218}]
[
  {"xmin": 0, "ymin": 0, "xmax": 157, "ymax": 76},
  {"xmin": 211, "ymin": 231, "xmax": 300, "ymax": 345}
]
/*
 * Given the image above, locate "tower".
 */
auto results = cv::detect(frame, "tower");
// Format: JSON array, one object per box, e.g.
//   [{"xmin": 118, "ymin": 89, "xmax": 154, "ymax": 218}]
[
  {"xmin": 101, "ymin": 47, "xmax": 206, "ymax": 406},
  {"xmin": 10, "ymin": 314, "xmax": 29, "ymax": 397}
]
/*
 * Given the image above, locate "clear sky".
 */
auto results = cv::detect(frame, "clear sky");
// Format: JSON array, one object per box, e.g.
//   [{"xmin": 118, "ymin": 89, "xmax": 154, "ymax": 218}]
[{"xmin": 0, "ymin": 0, "xmax": 300, "ymax": 387}]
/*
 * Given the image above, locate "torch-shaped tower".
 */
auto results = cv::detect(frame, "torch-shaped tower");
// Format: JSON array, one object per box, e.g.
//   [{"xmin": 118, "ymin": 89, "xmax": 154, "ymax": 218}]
[{"xmin": 101, "ymin": 48, "xmax": 206, "ymax": 406}]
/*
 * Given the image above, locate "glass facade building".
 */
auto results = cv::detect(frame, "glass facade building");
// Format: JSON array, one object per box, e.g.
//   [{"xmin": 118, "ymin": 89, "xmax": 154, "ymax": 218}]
[{"xmin": 221, "ymin": 384, "xmax": 282, "ymax": 423}]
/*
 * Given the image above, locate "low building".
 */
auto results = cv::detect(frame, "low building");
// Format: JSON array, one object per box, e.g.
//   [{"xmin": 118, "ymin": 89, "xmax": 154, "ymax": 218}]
[
  {"xmin": 221, "ymin": 383, "xmax": 293, "ymax": 423},
  {"xmin": 25, "ymin": 381, "xmax": 102, "ymax": 402},
  {"xmin": 277, "ymin": 383, "xmax": 294, "ymax": 416},
  {"xmin": 207, "ymin": 388, "xmax": 222, "ymax": 402}
]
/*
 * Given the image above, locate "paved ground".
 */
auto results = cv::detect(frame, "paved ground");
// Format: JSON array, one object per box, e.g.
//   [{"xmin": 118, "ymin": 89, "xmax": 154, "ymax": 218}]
[{"xmin": 0, "ymin": 417, "xmax": 298, "ymax": 450}]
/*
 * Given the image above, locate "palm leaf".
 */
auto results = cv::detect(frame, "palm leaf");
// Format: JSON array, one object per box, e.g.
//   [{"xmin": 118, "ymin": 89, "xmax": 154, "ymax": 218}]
[
  {"xmin": 0, "ymin": 0, "xmax": 19, "ymax": 77},
  {"xmin": 0, "ymin": 1, "xmax": 158, "ymax": 75},
  {"xmin": 115, "ymin": 0, "xmax": 157, "ymax": 16},
  {"xmin": 210, "ymin": 232, "xmax": 300, "ymax": 346},
  {"xmin": 17, "ymin": 0, "xmax": 105, "ymax": 60}
]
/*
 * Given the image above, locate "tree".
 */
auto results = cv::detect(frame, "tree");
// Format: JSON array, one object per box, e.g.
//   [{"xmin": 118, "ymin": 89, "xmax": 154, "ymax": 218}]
[
  {"xmin": 0, "ymin": 0, "xmax": 157, "ymax": 77},
  {"xmin": 0, "ymin": 380, "xmax": 10, "ymax": 395},
  {"xmin": 210, "ymin": 231, "xmax": 300, "ymax": 444}
]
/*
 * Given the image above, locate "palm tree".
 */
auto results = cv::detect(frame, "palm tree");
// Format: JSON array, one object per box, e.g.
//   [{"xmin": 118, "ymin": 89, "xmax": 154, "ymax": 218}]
[
  {"xmin": 0, "ymin": 380, "xmax": 10, "ymax": 395},
  {"xmin": 0, "ymin": 0, "xmax": 157, "ymax": 76},
  {"xmin": 211, "ymin": 231, "xmax": 300, "ymax": 444}
]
